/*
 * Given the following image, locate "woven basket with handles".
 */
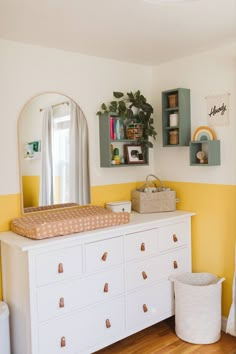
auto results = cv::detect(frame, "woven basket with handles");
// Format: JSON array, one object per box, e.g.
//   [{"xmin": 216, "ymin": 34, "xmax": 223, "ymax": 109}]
[
  {"xmin": 126, "ymin": 123, "xmax": 143, "ymax": 140},
  {"xmin": 131, "ymin": 174, "xmax": 176, "ymax": 213}
]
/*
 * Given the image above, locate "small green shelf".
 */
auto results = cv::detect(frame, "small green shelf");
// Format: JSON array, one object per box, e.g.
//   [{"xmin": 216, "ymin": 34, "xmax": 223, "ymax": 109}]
[
  {"xmin": 162, "ymin": 88, "xmax": 191, "ymax": 147},
  {"xmin": 164, "ymin": 126, "xmax": 179, "ymax": 130},
  {"xmin": 99, "ymin": 112, "xmax": 149, "ymax": 167},
  {"xmin": 190, "ymin": 140, "xmax": 221, "ymax": 166},
  {"xmin": 164, "ymin": 107, "xmax": 179, "ymax": 112}
]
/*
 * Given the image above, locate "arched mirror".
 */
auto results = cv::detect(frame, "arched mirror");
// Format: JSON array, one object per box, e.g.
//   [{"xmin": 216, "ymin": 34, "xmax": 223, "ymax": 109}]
[{"xmin": 18, "ymin": 92, "xmax": 90, "ymax": 213}]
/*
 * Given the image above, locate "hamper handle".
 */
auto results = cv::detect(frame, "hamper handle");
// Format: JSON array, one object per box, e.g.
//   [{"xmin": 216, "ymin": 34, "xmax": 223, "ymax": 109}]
[
  {"xmin": 137, "ymin": 174, "xmax": 167, "ymax": 192},
  {"xmin": 145, "ymin": 174, "xmax": 166, "ymax": 191}
]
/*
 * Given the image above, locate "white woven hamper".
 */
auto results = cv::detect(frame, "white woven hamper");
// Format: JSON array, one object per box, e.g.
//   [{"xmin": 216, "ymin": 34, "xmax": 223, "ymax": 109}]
[{"xmin": 170, "ymin": 273, "xmax": 225, "ymax": 344}]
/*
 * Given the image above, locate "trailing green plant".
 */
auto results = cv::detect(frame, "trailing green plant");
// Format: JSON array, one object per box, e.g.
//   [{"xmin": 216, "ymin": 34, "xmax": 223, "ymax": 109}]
[{"xmin": 97, "ymin": 90, "xmax": 157, "ymax": 150}]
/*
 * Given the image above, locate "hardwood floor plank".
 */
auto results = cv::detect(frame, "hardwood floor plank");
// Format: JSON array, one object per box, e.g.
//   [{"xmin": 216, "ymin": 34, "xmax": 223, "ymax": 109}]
[{"xmin": 96, "ymin": 317, "xmax": 236, "ymax": 354}]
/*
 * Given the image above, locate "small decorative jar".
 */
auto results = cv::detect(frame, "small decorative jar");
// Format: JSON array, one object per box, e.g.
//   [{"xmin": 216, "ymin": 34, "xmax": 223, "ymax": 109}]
[
  {"xmin": 126, "ymin": 121, "xmax": 143, "ymax": 140},
  {"xmin": 168, "ymin": 94, "xmax": 178, "ymax": 108},
  {"xmin": 169, "ymin": 130, "xmax": 179, "ymax": 145},
  {"xmin": 169, "ymin": 113, "xmax": 178, "ymax": 127}
]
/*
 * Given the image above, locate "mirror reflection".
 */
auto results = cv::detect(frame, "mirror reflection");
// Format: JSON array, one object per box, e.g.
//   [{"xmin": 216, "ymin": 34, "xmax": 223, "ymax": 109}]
[{"xmin": 18, "ymin": 93, "xmax": 90, "ymax": 213}]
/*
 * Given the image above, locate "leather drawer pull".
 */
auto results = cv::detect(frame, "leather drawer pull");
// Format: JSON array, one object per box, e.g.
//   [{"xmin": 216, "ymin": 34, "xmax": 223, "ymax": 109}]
[
  {"xmin": 106, "ymin": 319, "xmax": 111, "ymax": 328},
  {"xmin": 104, "ymin": 283, "xmax": 109, "ymax": 293},
  {"xmin": 61, "ymin": 336, "xmax": 66, "ymax": 347},
  {"xmin": 143, "ymin": 304, "xmax": 148, "ymax": 313},
  {"xmin": 141, "ymin": 243, "xmax": 145, "ymax": 252},
  {"xmin": 173, "ymin": 260, "xmax": 178, "ymax": 269},
  {"xmin": 173, "ymin": 234, "xmax": 178, "ymax": 242},
  {"xmin": 101, "ymin": 252, "xmax": 108, "ymax": 262},
  {"xmin": 58, "ymin": 263, "xmax": 64, "ymax": 274},
  {"xmin": 142, "ymin": 271, "xmax": 148, "ymax": 280},
  {"xmin": 59, "ymin": 297, "xmax": 65, "ymax": 308}
]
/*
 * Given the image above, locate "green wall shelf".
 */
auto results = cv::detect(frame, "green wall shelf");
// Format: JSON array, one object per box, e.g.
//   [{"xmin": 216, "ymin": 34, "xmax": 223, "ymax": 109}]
[
  {"xmin": 99, "ymin": 112, "xmax": 149, "ymax": 167},
  {"xmin": 162, "ymin": 88, "xmax": 191, "ymax": 147},
  {"xmin": 190, "ymin": 140, "xmax": 221, "ymax": 166}
]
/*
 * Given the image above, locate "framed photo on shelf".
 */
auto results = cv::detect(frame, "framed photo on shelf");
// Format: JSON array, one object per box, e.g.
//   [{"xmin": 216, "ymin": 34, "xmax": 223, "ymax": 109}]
[{"xmin": 124, "ymin": 144, "xmax": 145, "ymax": 164}]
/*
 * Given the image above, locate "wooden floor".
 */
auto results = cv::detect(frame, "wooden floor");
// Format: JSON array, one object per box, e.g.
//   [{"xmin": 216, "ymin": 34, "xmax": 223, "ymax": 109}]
[{"xmin": 96, "ymin": 317, "xmax": 236, "ymax": 354}]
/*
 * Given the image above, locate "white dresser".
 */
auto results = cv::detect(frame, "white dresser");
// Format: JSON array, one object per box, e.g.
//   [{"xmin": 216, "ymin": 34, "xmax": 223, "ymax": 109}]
[{"xmin": 0, "ymin": 211, "xmax": 194, "ymax": 354}]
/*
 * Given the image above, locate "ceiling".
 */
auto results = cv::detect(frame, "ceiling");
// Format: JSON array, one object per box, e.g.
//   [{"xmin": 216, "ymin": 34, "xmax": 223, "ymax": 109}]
[{"xmin": 0, "ymin": 0, "xmax": 235, "ymax": 65}]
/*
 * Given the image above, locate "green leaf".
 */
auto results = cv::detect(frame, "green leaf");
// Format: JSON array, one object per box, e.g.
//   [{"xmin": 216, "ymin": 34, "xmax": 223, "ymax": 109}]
[
  {"xmin": 139, "ymin": 95, "xmax": 147, "ymax": 103},
  {"xmin": 101, "ymin": 103, "xmax": 107, "ymax": 110},
  {"xmin": 118, "ymin": 100, "xmax": 126, "ymax": 110},
  {"xmin": 126, "ymin": 108, "xmax": 133, "ymax": 119},
  {"xmin": 138, "ymin": 111, "xmax": 145, "ymax": 120},
  {"xmin": 140, "ymin": 103, "xmax": 153, "ymax": 113},
  {"xmin": 109, "ymin": 105, "xmax": 116, "ymax": 112},
  {"xmin": 113, "ymin": 91, "xmax": 124, "ymax": 99},
  {"xmin": 96, "ymin": 111, "xmax": 102, "ymax": 116},
  {"xmin": 109, "ymin": 100, "xmax": 117, "ymax": 111},
  {"xmin": 127, "ymin": 92, "xmax": 135, "ymax": 101}
]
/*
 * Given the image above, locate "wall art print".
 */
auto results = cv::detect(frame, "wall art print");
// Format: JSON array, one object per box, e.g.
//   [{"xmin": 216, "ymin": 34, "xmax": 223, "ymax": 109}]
[
  {"xmin": 24, "ymin": 140, "xmax": 41, "ymax": 159},
  {"xmin": 206, "ymin": 93, "xmax": 230, "ymax": 126}
]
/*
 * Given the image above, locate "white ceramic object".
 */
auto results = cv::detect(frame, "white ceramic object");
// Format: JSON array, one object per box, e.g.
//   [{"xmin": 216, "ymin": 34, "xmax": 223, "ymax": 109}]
[
  {"xmin": 169, "ymin": 113, "xmax": 178, "ymax": 127},
  {"xmin": 106, "ymin": 200, "xmax": 131, "ymax": 213}
]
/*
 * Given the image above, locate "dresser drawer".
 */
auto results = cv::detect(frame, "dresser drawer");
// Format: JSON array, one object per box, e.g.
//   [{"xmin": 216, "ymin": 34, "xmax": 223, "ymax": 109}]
[
  {"xmin": 35, "ymin": 246, "xmax": 83, "ymax": 286},
  {"xmin": 125, "ymin": 258, "xmax": 158, "ymax": 292},
  {"xmin": 37, "ymin": 278, "xmax": 83, "ymax": 322},
  {"xmin": 82, "ymin": 266, "xmax": 124, "ymax": 307},
  {"xmin": 85, "ymin": 237, "xmax": 123, "ymax": 273},
  {"xmin": 37, "ymin": 266, "xmax": 124, "ymax": 322},
  {"xmin": 158, "ymin": 222, "xmax": 188, "ymax": 252},
  {"xmin": 126, "ymin": 281, "xmax": 174, "ymax": 330},
  {"xmin": 86, "ymin": 297, "xmax": 125, "ymax": 350},
  {"xmin": 158, "ymin": 248, "xmax": 190, "ymax": 278},
  {"xmin": 38, "ymin": 297, "xmax": 125, "ymax": 354},
  {"xmin": 38, "ymin": 311, "xmax": 89, "ymax": 354},
  {"xmin": 124, "ymin": 229, "xmax": 157, "ymax": 261}
]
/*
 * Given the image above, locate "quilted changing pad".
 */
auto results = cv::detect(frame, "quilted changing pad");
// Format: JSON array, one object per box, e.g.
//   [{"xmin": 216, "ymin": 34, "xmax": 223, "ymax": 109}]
[{"xmin": 11, "ymin": 205, "xmax": 130, "ymax": 240}]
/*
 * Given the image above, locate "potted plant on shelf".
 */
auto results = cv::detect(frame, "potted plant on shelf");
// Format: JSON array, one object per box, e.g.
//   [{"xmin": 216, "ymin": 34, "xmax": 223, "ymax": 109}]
[{"xmin": 96, "ymin": 90, "xmax": 157, "ymax": 150}]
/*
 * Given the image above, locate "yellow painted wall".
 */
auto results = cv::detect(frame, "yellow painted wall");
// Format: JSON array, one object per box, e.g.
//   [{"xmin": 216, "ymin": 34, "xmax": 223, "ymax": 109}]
[
  {"xmin": 0, "ymin": 181, "xmax": 235, "ymax": 317},
  {"xmin": 22, "ymin": 175, "xmax": 63, "ymax": 205},
  {"xmin": 22, "ymin": 176, "xmax": 40, "ymax": 208},
  {"xmin": 166, "ymin": 181, "xmax": 236, "ymax": 316},
  {"xmin": 0, "ymin": 194, "xmax": 21, "ymax": 299}
]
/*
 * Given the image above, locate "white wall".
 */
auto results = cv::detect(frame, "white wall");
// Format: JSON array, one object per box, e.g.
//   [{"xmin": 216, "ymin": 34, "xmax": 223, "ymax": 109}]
[
  {"xmin": 152, "ymin": 43, "xmax": 236, "ymax": 185},
  {"xmin": 0, "ymin": 39, "xmax": 153, "ymax": 195}
]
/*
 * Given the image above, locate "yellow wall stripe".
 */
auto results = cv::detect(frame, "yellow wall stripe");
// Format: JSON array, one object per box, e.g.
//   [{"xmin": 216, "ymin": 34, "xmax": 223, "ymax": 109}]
[
  {"xmin": 0, "ymin": 194, "xmax": 21, "ymax": 231},
  {"xmin": 22, "ymin": 176, "xmax": 40, "ymax": 208},
  {"xmin": 0, "ymin": 194, "xmax": 21, "ymax": 299},
  {"xmin": 91, "ymin": 182, "xmax": 139, "ymax": 207}
]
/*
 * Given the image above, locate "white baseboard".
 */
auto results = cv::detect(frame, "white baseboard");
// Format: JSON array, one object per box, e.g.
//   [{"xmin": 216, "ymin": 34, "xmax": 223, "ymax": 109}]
[{"xmin": 221, "ymin": 316, "xmax": 227, "ymax": 332}]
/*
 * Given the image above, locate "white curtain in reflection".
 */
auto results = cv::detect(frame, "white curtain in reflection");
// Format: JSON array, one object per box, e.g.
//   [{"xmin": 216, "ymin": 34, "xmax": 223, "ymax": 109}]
[
  {"xmin": 52, "ymin": 103, "xmax": 70, "ymax": 204},
  {"xmin": 226, "ymin": 243, "xmax": 236, "ymax": 336},
  {"xmin": 69, "ymin": 102, "xmax": 90, "ymax": 205},
  {"xmin": 40, "ymin": 107, "xmax": 54, "ymax": 205}
]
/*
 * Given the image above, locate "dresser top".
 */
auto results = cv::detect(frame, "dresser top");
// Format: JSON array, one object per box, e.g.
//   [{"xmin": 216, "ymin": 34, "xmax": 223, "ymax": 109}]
[{"xmin": 0, "ymin": 210, "xmax": 195, "ymax": 252}]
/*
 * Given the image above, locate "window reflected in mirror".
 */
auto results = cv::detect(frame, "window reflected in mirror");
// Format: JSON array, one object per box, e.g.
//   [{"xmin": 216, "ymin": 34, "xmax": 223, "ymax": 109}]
[{"xmin": 18, "ymin": 93, "xmax": 90, "ymax": 214}]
